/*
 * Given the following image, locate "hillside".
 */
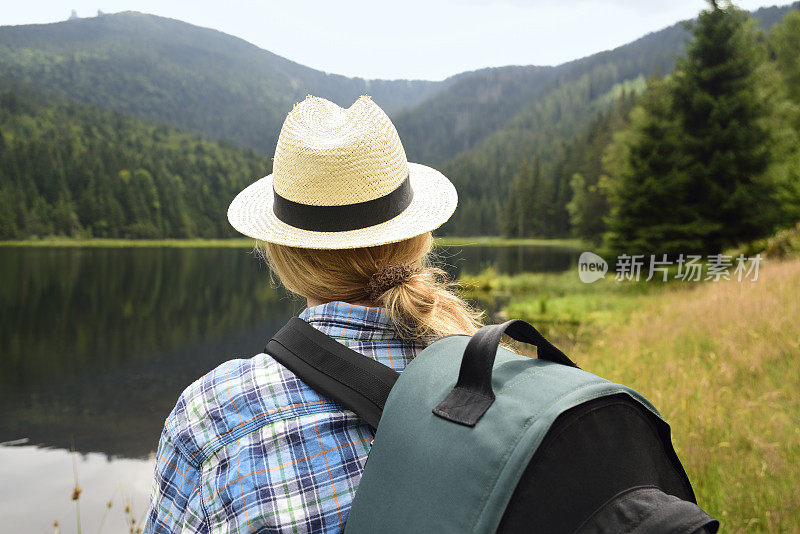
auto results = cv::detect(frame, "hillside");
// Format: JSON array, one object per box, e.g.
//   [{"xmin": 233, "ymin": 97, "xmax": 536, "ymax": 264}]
[
  {"xmin": 0, "ymin": 11, "xmax": 443, "ymax": 154},
  {"xmin": 392, "ymin": 65, "xmax": 558, "ymax": 167},
  {"xmin": 1, "ymin": 4, "xmax": 797, "ymax": 239},
  {"xmin": 0, "ymin": 89, "xmax": 270, "ymax": 239},
  {"xmin": 410, "ymin": 3, "xmax": 800, "ymax": 234},
  {"xmin": 394, "ymin": 21, "xmax": 685, "ymax": 169},
  {"xmin": 396, "ymin": 3, "xmax": 798, "ymax": 170}
]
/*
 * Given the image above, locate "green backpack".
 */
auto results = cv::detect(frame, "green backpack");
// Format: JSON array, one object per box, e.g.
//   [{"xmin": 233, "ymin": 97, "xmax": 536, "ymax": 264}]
[{"xmin": 267, "ymin": 318, "xmax": 719, "ymax": 534}]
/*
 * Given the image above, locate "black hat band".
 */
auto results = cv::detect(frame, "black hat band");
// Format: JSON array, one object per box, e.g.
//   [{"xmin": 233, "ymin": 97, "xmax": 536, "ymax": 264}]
[{"xmin": 272, "ymin": 174, "xmax": 413, "ymax": 232}]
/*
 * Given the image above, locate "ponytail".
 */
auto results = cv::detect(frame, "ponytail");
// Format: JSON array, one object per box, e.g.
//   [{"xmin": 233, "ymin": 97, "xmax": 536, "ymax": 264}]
[{"xmin": 258, "ymin": 232, "xmax": 483, "ymax": 340}]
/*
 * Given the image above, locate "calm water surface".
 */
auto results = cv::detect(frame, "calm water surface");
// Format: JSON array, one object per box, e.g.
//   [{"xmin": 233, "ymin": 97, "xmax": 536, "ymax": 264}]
[{"xmin": 0, "ymin": 244, "xmax": 578, "ymax": 533}]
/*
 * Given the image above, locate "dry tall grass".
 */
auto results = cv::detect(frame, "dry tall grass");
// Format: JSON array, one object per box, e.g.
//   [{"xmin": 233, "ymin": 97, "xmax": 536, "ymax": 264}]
[{"xmin": 572, "ymin": 259, "xmax": 800, "ymax": 532}]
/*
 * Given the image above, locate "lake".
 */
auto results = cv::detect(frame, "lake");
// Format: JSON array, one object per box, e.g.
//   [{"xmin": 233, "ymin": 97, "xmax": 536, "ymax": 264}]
[{"xmin": 0, "ymin": 243, "xmax": 579, "ymax": 533}]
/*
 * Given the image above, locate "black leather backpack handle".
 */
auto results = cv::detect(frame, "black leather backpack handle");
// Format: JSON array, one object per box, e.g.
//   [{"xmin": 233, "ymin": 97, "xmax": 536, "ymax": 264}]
[{"xmin": 433, "ymin": 319, "xmax": 578, "ymax": 427}]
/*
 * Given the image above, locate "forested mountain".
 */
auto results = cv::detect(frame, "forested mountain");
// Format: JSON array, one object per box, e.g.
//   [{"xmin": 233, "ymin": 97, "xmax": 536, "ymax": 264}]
[
  {"xmin": 437, "ymin": 72, "xmax": 647, "ymax": 235},
  {"xmin": 394, "ymin": 2, "xmax": 796, "ymax": 171},
  {"xmin": 0, "ymin": 3, "xmax": 797, "ymax": 239},
  {"xmin": 505, "ymin": 92, "xmax": 638, "ymax": 243},
  {"xmin": 392, "ymin": 12, "xmax": 692, "ymax": 235},
  {"xmin": 0, "ymin": 12, "xmax": 443, "ymax": 154},
  {"xmin": 393, "ymin": 20, "xmax": 686, "ymax": 170},
  {"xmin": 0, "ymin": 89, "xmax": 270, "ymax": 239},
  {"xmin": 414, "ymin": 3, "xmax": 799, "ymax": 235},
  {"xmin": 392, "ymin": 66, "xmax": 558, "ymax": 167}
]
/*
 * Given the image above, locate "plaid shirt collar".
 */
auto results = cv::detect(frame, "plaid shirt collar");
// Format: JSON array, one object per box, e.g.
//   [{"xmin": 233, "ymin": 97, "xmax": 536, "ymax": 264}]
[
  {"xmin": 299, "ymin": 300, "xmax": 421, "ymax": 373},
  {"xmin": 299, "ymin": 301, "xmax": 401, "ymax": 342}
]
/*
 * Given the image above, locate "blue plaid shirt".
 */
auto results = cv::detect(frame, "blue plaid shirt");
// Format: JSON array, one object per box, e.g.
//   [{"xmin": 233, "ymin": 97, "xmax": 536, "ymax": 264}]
[{"xmin": 144, "ymin": 302, "xmax": 427, "ymax": 533}]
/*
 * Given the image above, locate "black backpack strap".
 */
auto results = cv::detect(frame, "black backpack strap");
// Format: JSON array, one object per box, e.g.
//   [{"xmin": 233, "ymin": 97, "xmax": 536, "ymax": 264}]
[
  {"xmin": 264, "ymin": 317, "xmax": 400, "ymax": 429},
  {"xmin": 574, "ymin": 486, "xmax": 719, "ymax": 534}
]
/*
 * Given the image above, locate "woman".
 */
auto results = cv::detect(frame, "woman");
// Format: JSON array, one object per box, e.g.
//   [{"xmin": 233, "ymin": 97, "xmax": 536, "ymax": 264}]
[{"xmin": 144, "ymin": 95, "xmax": 482, "ymax": 533}]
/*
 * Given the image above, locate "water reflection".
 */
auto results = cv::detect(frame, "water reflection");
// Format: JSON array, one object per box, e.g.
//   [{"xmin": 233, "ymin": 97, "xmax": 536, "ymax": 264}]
[
  {"xmin": 0, "ymin": 244, "xmax": 577, "ymax": 533},
  {"xmin": 0, "ymin": 247, "xmax": 302, "ymax": 458}
]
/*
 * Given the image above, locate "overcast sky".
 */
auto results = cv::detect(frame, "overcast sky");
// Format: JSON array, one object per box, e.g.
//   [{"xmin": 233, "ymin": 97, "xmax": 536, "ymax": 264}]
[{"xmin": 1, "ymin": 1, "xmax": 793, "ymax": 80}]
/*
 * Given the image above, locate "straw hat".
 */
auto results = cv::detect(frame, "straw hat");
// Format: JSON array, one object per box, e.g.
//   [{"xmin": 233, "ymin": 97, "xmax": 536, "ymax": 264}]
[{"xmin": 227, "ymin": 95, "xmax": 457, "ymax": 249}]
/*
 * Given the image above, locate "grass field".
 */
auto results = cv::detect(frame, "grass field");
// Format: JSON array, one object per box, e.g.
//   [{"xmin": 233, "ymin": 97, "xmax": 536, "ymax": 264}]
[{"xmin": 460, "ymin": 259, "xmax": 800, "ymax": 532}]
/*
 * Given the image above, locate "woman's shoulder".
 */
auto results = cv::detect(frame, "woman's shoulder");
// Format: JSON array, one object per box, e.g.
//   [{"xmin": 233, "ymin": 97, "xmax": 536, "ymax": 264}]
[{"xmin": 162, "ymin": 352, "xmax": 341, "ymax": 466}]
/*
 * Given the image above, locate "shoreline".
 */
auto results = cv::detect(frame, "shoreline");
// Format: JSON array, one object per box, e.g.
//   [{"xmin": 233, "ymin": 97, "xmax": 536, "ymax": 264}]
[{"xmin": 0, "ymin": 236, "xmax": 587, "ymax": 249}]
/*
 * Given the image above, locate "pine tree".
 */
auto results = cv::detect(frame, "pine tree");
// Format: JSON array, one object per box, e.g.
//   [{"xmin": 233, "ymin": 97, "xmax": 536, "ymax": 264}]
[
  {"xmin": 604, "ymin": 1, "xmax": 782, "ymax": 255},
  {"xmin": 671, "ymin": 0, "xmax": 780, "ymax": 252},
  {"xmin": 604, "ymin": 80, "xmax": 708, "ymax": 255}
]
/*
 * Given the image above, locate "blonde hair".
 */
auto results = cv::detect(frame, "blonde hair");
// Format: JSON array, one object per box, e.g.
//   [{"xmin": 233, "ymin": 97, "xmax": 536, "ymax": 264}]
[{"xmin": 258, "ymin": 232, "xmax": 483, "ymax": 340}]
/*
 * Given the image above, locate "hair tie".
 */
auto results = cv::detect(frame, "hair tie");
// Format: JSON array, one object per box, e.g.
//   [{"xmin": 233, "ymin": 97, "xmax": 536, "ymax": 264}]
[{"xmin": 367, "ymin": 264, "xmax": 419, "ymax": 302}]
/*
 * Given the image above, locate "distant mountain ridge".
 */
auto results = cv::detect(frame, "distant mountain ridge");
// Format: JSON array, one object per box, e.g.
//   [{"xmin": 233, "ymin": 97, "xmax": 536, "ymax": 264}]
[
  {"xmin": 0, "ymin": 11, "xmax": 445, "ymax": 154},
  {"xmin": 1, "ymin": 3, "xmax": 798, "ymax": 237},
  {"xmin": 2, "ymin": 6, "xmax": 794, "ymax": 164}
]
